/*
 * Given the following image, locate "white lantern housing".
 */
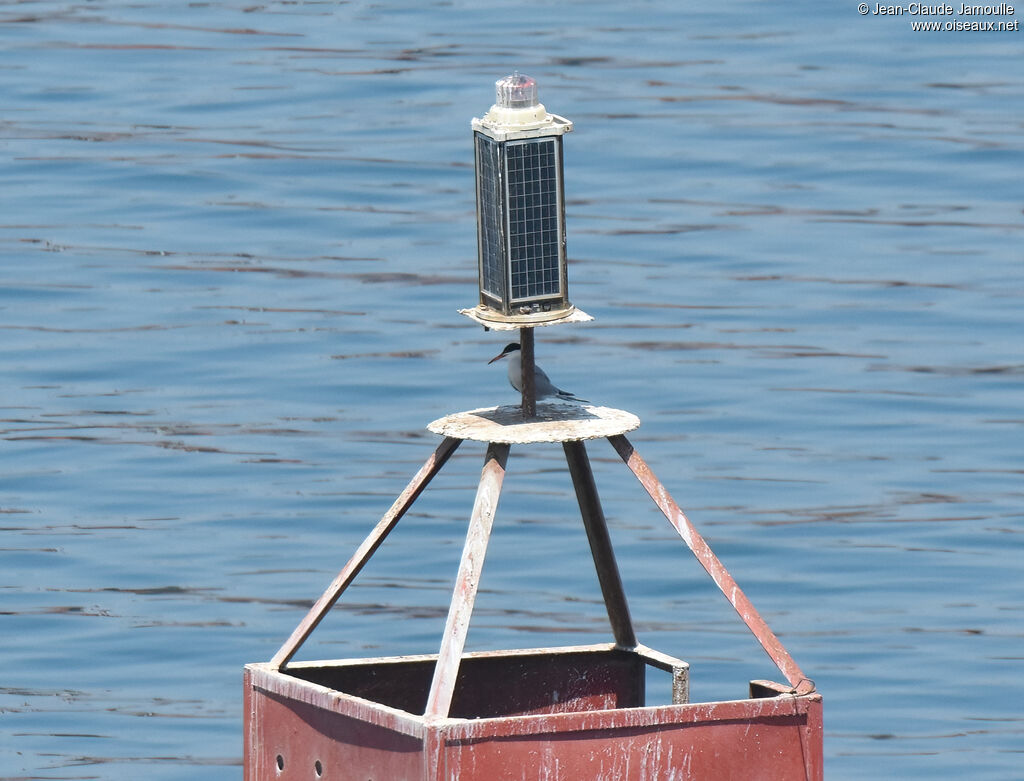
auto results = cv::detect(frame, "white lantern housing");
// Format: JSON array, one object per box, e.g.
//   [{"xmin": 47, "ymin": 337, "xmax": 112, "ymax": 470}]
[{"xmin": 466, "ymin": 73, "xmax": 581, "ymax": 326}]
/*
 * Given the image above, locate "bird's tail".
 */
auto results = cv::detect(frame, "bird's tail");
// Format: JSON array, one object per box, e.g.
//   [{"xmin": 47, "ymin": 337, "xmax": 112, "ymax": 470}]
[{"xmin": 556, "ymin": 390, "xmax": 589, "ymax": 403}]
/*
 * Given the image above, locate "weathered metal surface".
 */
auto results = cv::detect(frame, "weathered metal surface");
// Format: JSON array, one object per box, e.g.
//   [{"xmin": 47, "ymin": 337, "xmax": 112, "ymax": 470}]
[
  {"xmin": 563, "ymin": 439, "xmax": 637, "ymax": 649},
  {"xmin": 425, "ymin": 442, "xmax": 510, "ymax": 719},
  {"xmin": 270, "ymin": 436, "xmax": 462, "ymax": 669},
  {"xmin": 458, "ymin": 304, "xmax": 593, "ymax": 331},
  {"xmin": 279, "ymin": 644, "xmax": 653, "ymax": 719},
  {"xmin": 245, "ymin": 645, "xmax": 820, "ymax": 781},
  {"xmin": 608, "ymin": 434, "xmax": 816, "ymax": 697},
  {"xmin": 245, "ymin": 664, "xmax": 426, "ymax": 781},
  {"xmin": 249, "ymin": 428, "xmax": 821, "ymax": 780},
  {"xmin": 634, "ymin": 643, "xmax": 690, "ymax": 706},
  {"xmin": 438, "ymin": 693, "xmax": 823, "ymax": 780},
  {"xmin": 427, "ymin": 403, "xmax": 640, "ymax": 444},
  {"xmin": 519, "ymin": 326, "xmax": 536, "ymax": 418}
]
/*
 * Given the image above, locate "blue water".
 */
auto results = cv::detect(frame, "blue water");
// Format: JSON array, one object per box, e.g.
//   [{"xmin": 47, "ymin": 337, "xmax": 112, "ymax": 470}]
[{"xmin": 2, "ymin": 2, "xmax": 1022, "ymax": 778}]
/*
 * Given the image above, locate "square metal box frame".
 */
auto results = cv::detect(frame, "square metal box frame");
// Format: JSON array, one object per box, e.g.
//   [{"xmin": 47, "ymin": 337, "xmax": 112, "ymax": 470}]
[{"xmin": 245, "ymin": 643, "xmax": 821, "ymax": 780}]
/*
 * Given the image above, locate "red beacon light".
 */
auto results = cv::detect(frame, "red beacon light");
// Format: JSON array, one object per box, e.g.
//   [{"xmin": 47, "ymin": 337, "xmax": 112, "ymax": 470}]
[{"xmin": 496, "ymin": 71, "xmax": 539, "ymax": 109}]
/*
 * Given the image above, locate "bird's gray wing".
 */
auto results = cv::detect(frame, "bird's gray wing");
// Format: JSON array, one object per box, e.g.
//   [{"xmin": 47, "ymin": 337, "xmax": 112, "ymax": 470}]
[{"xmin": 532, "ymin": 364, "xmax": 560, "ymax": 398}]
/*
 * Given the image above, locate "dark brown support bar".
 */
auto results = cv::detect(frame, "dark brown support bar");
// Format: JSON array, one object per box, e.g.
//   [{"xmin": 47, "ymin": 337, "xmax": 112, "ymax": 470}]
[
  {"xmin": 271, "ymin": 436, "xmax": 463, "ymax": 669},
  {"xmin": 519, "ymin": 326, "xmax": 536, "ymax": 418},
  {"xmin": 424, "ymin": 442, "xmax": 511, "ymax": 719},
  {"xmin": 608, "ymin": 434, "xmax": 815, "ymax": 695},
  {"xmin": 563, "ymin": 440, "xmax": 637, "ymax": 649}
]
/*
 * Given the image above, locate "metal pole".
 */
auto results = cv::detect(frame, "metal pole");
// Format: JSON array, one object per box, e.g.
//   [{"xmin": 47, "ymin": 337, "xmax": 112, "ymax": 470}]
[
  {"xmin": 608, "ymin": 434, "xmax": 815, "ymax": 696},
  {"xmin": 563, "ymin": 440, "xmax": 637, "ymax": 649},
  {"xmin": 424, "ymin": 441, "xmax": 511, "ymax": 719},
  {"xmin": 270, "ymin": 436, "xmax": 462, "ymax": 670},
  {"xmin": 519, "ymin": 326, "xmax": 536, "ymax": 418}
]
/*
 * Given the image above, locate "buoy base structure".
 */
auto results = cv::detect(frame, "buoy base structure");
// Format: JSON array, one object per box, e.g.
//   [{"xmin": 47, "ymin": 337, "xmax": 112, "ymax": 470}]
[
  {"xmin": 245, "ymin": 404, "xmax": 823, "ymax": 780},
  {"xmin": 244, "ymin": 644, "xmax": 821, "ymax": 780}
]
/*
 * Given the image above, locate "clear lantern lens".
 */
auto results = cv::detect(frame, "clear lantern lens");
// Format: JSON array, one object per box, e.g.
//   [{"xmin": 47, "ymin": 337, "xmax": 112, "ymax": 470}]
[{"xmin": 495, "ymin": 72, "xmax": 538, "ymax": 109}]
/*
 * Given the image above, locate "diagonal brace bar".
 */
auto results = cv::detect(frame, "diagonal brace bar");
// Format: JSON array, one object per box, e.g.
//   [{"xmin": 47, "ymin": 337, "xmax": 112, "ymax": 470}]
[
  {"xmin": 271, "ymin": 436, "xmax": 462, "ymax": 669},
  {"xmin": 563, "ymin": 440, "xmax": 637, "ymax": 649},
  {"xmin": 425, "ymin": 441, "xmax": 510, "ymax": 719},
  {"xmin": 608, "ymin": 434, "xmax": 815, "ymax": 696}
]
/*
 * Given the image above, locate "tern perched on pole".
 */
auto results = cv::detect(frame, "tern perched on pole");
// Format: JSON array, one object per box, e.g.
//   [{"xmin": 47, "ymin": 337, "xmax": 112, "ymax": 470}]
[{"xmin": 487, "ymin": 343, "xmax": 588, "ymax": 403}]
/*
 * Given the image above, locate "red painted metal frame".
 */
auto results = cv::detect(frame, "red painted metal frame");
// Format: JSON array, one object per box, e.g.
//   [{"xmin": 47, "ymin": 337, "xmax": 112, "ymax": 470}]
[
  {"xmin": 248, "ymin": 433, "xmax": 822, "ymax": 779},
  {"xmin": 245, "ymin": 644, "xmax": 822, "ymax": 780}
]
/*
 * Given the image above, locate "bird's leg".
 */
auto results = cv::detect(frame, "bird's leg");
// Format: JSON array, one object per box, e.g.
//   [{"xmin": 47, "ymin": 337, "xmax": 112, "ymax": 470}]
[{"xmin": 519, "ymin": 327, "xmax": 536, "ymax": 417}]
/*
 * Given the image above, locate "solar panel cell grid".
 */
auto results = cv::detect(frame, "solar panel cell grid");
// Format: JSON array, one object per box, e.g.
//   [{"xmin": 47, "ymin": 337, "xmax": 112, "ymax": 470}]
[
  {"xmin": 506, "ymin": 139, "xmax": 561, "ymax": 301},
  {"xmin": 475, "ymin": 134, "xmax": 505, "ymax": 302}
]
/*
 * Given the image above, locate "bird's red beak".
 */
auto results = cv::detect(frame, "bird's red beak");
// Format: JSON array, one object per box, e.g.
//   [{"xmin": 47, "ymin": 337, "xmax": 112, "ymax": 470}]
[{"xmin": 487, "ymin": 350, "xmax": 507, "ymax": 364}]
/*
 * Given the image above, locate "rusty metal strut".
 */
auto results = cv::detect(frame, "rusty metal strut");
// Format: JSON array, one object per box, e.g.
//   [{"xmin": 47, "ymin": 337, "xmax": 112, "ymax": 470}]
[
  {"xmin": 563, "ymin": 440, "xmax": 637, "ymax": 649},
  {"xmin": 271, "ymin": 436, "xmax": 463, "ymax": 670},
  {"xmin": 425, "ymin": 441, "xmax": 510, "ymax": 719},
  {"xmin": 608, "ymin": 434, "xmax": 815, "ymax": 696}
]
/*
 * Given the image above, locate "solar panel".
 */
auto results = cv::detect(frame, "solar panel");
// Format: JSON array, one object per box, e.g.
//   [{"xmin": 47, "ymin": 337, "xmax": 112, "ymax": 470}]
[
  {"xmin": 475, "ymin": 133, "xmax": 505, "ymax": 303},
  {"xmin": 475, "ymin": 131, "xmax": 567, "ymax": 315},
  {"xmin": 505, "ymin": 138, "xmax": 562, "ymax": 302}
]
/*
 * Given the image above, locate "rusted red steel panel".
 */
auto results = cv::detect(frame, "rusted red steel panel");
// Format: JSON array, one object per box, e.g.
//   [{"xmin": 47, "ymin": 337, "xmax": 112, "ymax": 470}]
[
  {"xmin": 270, "ymin": 436, "xmax": 462, "ymax": 669},
  {"xmin": 439, "ymin": 693, "xmax": 823, "ymax": 781},
  {"xmin": 424, "ymin": 441, "xmax": 511, "ymax": 719},
  {"xmin": 245, "ymin": 658, "xmax": 821, "ymax": 781},
  {"xmin": 245, "ymin": 666, "xmax": 425, "ymax": 781},
  {"xmin": 243, "ymin": 667, "xmax": 255, "ymax": 781},
  {"xmin": 563, "ymin": 439, "xmax": 637, "ymax": 648},
  {"xmin": 608, "ymin": 434, "xmax": 815, "ymax": 696}
]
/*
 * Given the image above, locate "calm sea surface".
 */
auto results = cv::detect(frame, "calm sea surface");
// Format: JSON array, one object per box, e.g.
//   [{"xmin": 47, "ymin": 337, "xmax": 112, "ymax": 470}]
[{"xmin": 2, "ymin": 2, "xmax": 1022, "ymax": 779}]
